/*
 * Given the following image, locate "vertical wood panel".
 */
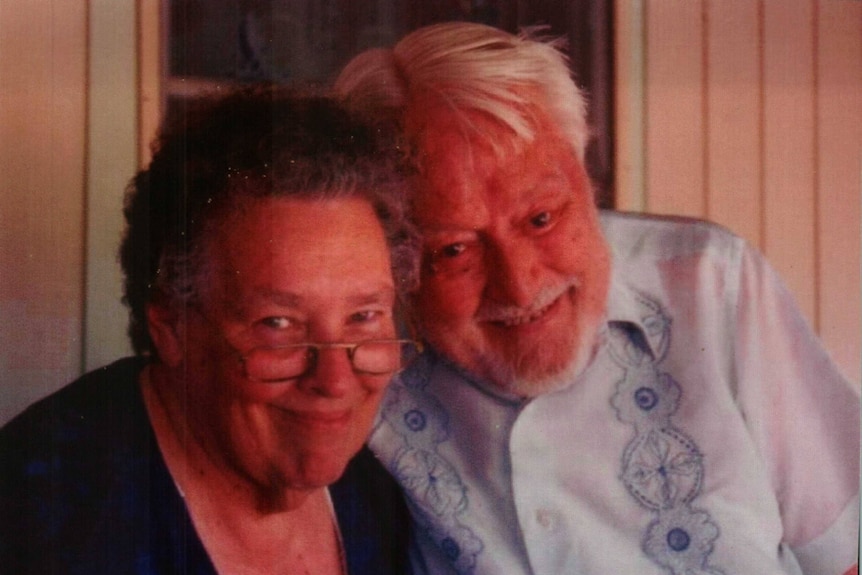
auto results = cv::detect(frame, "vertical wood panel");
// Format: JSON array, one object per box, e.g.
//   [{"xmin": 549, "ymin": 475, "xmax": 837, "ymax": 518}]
[
  {"xmin": 761, "ymin": 0, "xmax": 817, "ymax": 323},
  {"xmin": 644, "ymin": 0, "xmax": 706, "ymax": 217},
  {"xmin": 0, "ymin": 1, "xmax": 88, "ymax": 424},
  {"xmin": 619, "ymin": 0, "xmax": 860, "ymax": 381},
  {"xmin": 705, "ymin": 0, "xmax": 762, "ymax": 249},
  {"xmin": 85, "ymin": 0, "xmax": 136, "ymax": 371},
  {"xmin": 613, "ymin": 0, "xmax": 646, "ymax": 212},
  {"xmin": 139, "ymin": 0, "xmax": 163, "ymax": 167},
  {"xmin": 816, "ymin": 1, "xmax": 861, "ymax": 382}
]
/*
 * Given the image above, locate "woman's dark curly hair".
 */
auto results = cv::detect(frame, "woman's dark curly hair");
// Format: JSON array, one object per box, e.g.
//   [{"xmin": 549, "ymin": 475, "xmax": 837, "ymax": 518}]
[{"xmin": 119, "ymin": 85, "xmax": 419, "ymax": 356}]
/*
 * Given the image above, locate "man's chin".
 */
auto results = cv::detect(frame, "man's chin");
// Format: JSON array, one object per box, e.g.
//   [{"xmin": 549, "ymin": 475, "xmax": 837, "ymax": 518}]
[
  {"xmin": 471, "ymin": 322, "xmax": 601, "ymax": 398},
  {"xmin": 507, "ymin": 351, "xmax": 591, "ymax": 397}
]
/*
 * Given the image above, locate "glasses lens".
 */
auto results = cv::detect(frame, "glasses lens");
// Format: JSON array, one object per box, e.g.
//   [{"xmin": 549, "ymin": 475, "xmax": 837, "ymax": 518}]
[
  {"xmin": 243, "ymin": 346, "xmax": 309, "ymax": 383},
  {"xmin": 353, "ymin": 340, "xmax": 419, "ymax": 375},
  {"xmin": 243, "ymin": 340, "xmax": 422, "ymax": 381}
]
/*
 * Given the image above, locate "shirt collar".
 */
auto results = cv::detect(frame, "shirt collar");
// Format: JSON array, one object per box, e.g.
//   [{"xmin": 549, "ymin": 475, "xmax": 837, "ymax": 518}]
[{"xmin": 603, "ymin": 261, "xmax": 670, "ymax": 362}]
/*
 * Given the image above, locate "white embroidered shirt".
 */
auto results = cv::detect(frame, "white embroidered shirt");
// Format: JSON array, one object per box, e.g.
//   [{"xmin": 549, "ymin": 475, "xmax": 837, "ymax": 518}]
[{"xmin": 371, "ymin": 212, "xmax": 860, "ymax": 575}]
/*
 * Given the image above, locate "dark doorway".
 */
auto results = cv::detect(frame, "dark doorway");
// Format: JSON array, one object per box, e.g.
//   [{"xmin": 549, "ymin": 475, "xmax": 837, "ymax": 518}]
[{"xmin": 167, "ymin": 0, "xmax": 614, "ymax": 205}]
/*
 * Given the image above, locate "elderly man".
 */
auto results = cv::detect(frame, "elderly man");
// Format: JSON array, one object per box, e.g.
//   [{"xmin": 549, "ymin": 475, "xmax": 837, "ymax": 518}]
[
  {"xmin": 0, "ymin": 88, "xmax": 418, "ymax": 574},
  {"xmin": 336, "ymin": 22, "xmax": 860, "ymax": 575}
]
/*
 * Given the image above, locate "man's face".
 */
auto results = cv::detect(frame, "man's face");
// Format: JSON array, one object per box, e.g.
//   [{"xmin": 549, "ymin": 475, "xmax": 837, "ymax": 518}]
[
  {"xmin": 412, "ymin": 109, "xmax": 611, "ymax": 396},
  {"xmin": 168, "ymin": 197, "xmax": 396, "ymax": 495}
]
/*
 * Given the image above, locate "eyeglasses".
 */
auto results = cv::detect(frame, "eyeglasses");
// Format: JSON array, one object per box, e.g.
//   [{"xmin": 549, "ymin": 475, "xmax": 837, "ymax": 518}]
[{"xmin": 239, "ymin": 339, "xmax": 422, "ymax": 383}]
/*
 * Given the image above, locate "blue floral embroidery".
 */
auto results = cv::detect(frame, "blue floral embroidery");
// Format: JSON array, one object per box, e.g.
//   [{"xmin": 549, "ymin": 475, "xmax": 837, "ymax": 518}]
[
  {"xmin": 611, "ymin": 365, "xmax": 681, "ymax": 429},
  {"xmin": 622, "ymin": 429, "xmax": 703, "ymax": 510},
  {"xmin": 609, "ymin": 293, "xmax": 724, "ymax": 575},
  {"xmin": 393, "ymin": 449, "xmax": 466, "ymax": 518},
  {"xmin": 379, "ymin": 353, "xmax": 484, "ymax": 574},
  {"xmin": 404, "ymin": 409, "xmax": 427, "ymax": 431},
  {"xmin": 427, "ymin": 523, "xmax": 485, "ymax": 574},
  {"xmin": 643, "ymin": 507, "xmax": 725, "ymax": 575}
]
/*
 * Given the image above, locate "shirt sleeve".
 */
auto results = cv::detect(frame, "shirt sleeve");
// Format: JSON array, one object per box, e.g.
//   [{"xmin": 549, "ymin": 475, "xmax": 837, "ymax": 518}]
[{"xmin": 732, "ymin": 242, "xmax": 860, "ymax": 575}]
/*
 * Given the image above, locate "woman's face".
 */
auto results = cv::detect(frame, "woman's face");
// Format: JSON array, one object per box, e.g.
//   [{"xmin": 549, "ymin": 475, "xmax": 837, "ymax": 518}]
[{"xmin": 156, "ymin": 196, "xmax": 397, "ymax": 496}]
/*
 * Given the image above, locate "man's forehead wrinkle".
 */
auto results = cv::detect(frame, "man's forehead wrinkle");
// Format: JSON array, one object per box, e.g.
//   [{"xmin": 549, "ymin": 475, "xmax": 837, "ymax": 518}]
[
  {"xmin": 413, "ymin": 106, "xmax": 581, "ymax": 238},
  {"xmin": 416, "ymin": 101, "xmax": 527, "ymax": 170},
  {"xmin": 408, "ymin": 86, "xmax": 542, "ymax": 156},
  {"xmin": 415, "ymin": 182, "xmax": 490, "ymax": 232},
  {"xmin": 416, "ymin": 146, "xmax": 560, "ymax": 237},
  {"xmin": 419, "ymin": 121, "xmax": 517, "ymax": 188}
]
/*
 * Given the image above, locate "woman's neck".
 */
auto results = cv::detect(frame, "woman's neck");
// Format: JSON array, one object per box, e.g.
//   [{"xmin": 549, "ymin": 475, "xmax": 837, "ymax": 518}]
[{"xmin": 140, "ymin": 364, "xmax": 346, "ymax": 575}]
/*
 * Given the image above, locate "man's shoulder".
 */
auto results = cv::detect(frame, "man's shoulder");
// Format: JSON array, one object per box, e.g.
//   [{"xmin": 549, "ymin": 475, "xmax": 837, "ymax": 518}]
[{"xmin": 600, "ymin": 210, "xmax": 746, "ymax": 267}]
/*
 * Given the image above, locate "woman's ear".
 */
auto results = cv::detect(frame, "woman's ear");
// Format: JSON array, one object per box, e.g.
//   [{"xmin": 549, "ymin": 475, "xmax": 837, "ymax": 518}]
[{"xmin": 146, "ymin": 300, "xmax": 185, "ymax": 368}]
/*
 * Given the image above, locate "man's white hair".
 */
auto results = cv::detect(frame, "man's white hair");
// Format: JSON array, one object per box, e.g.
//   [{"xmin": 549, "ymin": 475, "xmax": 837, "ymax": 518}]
[{"xmin": 335, "ymin": 22, "xmax": 590, "ymax": 161}]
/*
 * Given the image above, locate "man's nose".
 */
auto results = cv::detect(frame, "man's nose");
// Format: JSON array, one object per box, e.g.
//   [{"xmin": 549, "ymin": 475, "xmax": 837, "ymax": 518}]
[
  {"xmin": 299, "ymin": 347, "xmax": 355, "ymax": 398},
  {"xmin": 484, "ymin": 238, "xmax": 542, "ymax": 307}
]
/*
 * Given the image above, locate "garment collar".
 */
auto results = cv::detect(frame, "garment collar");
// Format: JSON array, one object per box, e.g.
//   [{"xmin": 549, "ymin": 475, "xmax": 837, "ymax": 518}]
[{"xmin": 603, "ymin": 260, "xmax": 669, "ymax": 362}]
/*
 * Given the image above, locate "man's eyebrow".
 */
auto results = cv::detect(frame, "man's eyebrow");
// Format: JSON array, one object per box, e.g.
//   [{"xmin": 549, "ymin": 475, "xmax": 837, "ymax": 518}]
[
  {"xmin": 522, "ymin": 172, "xmax": 569, "ymax": 198},
  {"xmin": 420, "ymin": 225, "xmax": 479, "ymax": 235}
]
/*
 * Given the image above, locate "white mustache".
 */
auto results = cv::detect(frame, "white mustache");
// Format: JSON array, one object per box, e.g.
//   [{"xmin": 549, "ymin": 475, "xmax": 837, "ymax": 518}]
[{"xmin": 476, "ymin": 278, "xmax": 579, "ymax": 326}]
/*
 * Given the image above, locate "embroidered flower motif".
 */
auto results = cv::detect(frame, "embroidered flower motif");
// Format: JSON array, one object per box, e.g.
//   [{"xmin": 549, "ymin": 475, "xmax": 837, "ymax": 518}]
[
  {"xmin": 643, "ymin": 311, "xmax": 670, "ymax": 340},
  {"xmin": 608, "ymin": 292, "xmax": 723, "ymax": 574},
  {"xmin": 381, "ymin": 382, "xmax": 449, "ymax": 450},
  {"xmin": 394, "ymin": 447, "xmax": 467, "ymax": 519},
  {"xmin": 623, "ymin": 429, "xmax": 703, "ymax": 510},
  {"xmin": 640, "ymin": 304, "xmax": 672, "ymax": 362},
  {"xmin": 425, "ymin": 523, "xmax": 485, "ymax": 574},
  {"xmin": 378, "ymin": 351, "xmax": 485, "ymax": 574},
  {"xmin": 612, "ymin": 366, "xmax": 681, "ymax": 429},
  {"xmin": 643, "ymin": 506, "xmax": 724, "ymax": 575},
  {"xmin": 607, "ymin": 325, "xmax": 651, "ymax": 367},
  {"xmin": 404, "ymin": 409, "xmax": 427, "ymax": 431}
]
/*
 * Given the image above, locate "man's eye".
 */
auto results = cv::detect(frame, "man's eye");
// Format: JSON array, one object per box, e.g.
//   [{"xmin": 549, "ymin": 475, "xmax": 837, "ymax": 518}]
[
  {"xmin": 425, "ymin": 238, "xmax": 481, "ymax": 276},
  {"xmin": 530, "ymin": 211, "xmax": 552, "ymax": 228}
]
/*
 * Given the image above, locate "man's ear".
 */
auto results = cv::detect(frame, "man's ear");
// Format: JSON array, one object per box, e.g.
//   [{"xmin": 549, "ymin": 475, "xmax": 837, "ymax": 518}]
[{"xmin": 146, "ymin": 300, "xmax": 185, "ymax": 368}]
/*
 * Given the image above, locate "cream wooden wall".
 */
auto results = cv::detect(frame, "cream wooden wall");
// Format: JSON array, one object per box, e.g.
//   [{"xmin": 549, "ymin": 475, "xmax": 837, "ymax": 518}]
[
  {"xmin": 0, "ymin": 1, "xmax": 135, "ymax": 426},
  {"xmin": 616, "ymin": 0, "xmax": 861, "ymax": 383},
  {"xmin": 0, "ymin": 2, "xmax": 88, "ymax": 424},
  {"xmin": 2, "ymin": 1, "xmax": 859, "ymax": 427}
]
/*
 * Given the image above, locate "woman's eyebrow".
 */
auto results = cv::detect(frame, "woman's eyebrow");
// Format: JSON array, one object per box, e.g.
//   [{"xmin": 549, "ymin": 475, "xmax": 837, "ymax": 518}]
[{"xmin": 345, "ymin": 286, "xmax": 396, "ymax": 307}]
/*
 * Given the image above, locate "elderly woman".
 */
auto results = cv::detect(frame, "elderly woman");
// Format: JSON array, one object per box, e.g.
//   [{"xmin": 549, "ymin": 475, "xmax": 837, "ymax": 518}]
[{"xmin": 0, "ymin": 87, "xmax": 418, "ymax": 574}]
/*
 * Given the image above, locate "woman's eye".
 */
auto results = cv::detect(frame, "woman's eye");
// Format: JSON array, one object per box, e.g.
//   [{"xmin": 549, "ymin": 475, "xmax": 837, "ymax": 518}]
[
  {"xmin": 260, "ymin": 316, "xmax": 292, "ymax": 330},
  {"xmin": 530, "ymin": 211, "xmax": 552, "ymax": 229},
  {"xmin": 349, "ymin": 310, "xmax": 382, "ymax": 324}
]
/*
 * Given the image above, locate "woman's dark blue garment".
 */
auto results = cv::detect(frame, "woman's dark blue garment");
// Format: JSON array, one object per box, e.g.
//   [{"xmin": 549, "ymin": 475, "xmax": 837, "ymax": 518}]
[{"xmin": 0, "ymin": 357, "xmax": 411, "ymax": 575}]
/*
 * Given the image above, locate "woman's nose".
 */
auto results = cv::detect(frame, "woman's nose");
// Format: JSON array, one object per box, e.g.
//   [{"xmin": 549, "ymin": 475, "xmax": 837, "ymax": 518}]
[{"xmin": 298, "ymin": 346, "xmax": 356, "ymax": 398}]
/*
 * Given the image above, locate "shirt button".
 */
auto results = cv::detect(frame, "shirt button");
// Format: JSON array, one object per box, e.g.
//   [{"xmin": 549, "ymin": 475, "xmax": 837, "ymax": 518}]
[{"xmin": 536, "ymin": 508, "xmax": 556, "ymax": 530}]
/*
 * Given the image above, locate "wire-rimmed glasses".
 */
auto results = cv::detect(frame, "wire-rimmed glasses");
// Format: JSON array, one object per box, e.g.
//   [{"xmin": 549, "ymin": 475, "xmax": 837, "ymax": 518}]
[{"xmin": 240, "ymin": 339, "xmax": 422, "ymax": 383}]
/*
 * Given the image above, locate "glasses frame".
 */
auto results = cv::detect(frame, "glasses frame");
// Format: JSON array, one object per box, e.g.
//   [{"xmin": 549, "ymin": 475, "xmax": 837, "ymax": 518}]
[{"xmin": 239, "ymin": 338, "xmax": 422, "ymax": 384}]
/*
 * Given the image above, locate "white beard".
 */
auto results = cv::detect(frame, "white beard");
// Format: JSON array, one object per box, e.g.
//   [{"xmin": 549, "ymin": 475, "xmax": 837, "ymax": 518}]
[{"xmin": 476, "ymin": 309, "xmax": 603, "ymax": 398}]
